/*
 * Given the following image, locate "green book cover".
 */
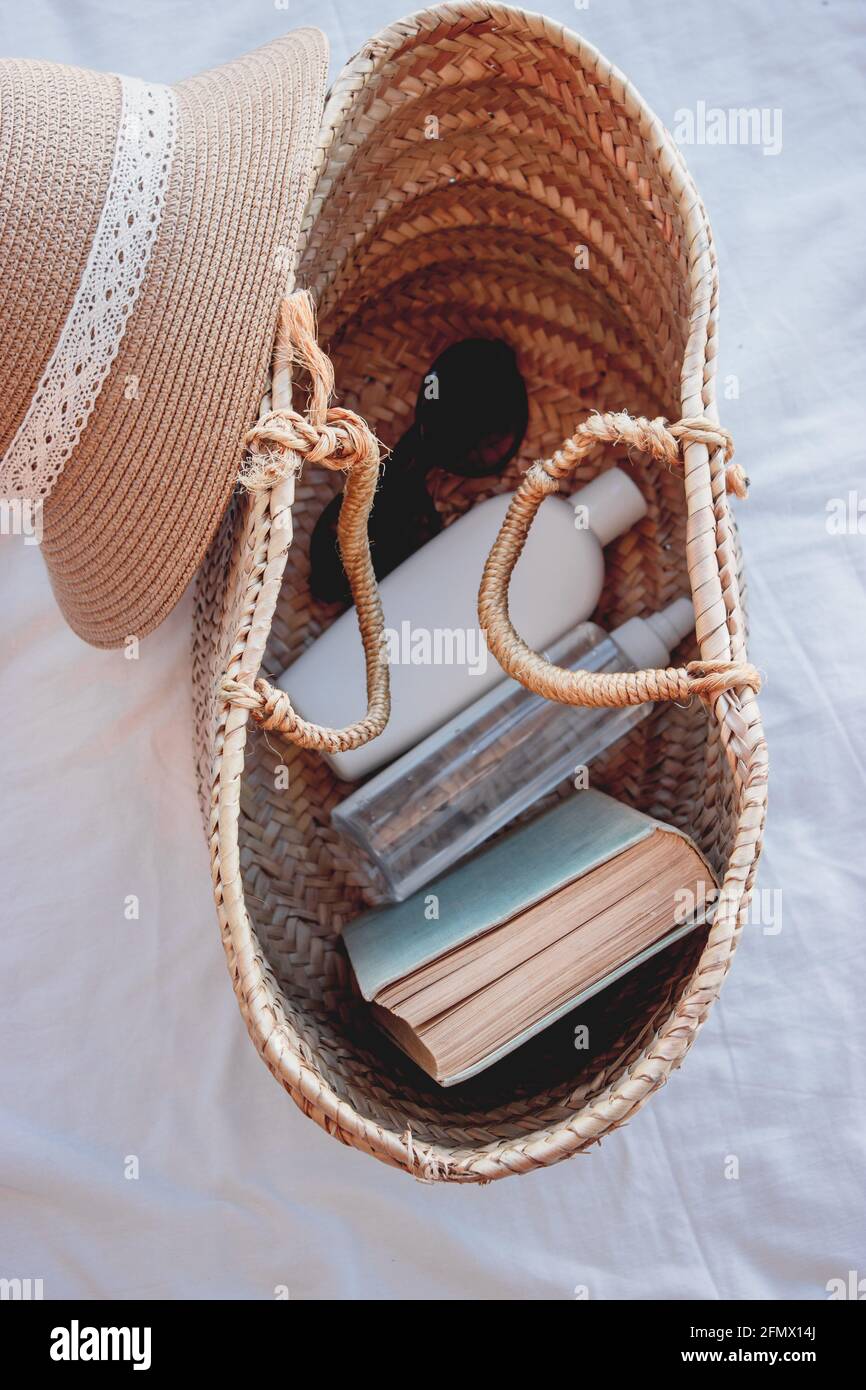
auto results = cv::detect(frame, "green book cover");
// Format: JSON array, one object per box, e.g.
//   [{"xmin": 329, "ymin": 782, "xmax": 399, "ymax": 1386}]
[{"xmin": 344, "ymin": 789, "xmax": 702, "ymax": 1003}]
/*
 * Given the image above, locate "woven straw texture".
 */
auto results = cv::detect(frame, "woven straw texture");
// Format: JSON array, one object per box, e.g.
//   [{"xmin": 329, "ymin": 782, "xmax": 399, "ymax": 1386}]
[{"xmin": 192, "ymin": 1, "xmax": 768, "ymax": 1183}]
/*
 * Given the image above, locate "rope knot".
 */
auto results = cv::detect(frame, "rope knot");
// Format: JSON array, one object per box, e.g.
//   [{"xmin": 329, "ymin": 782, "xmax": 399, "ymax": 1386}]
[
  {"xmin": 240, "ymin": 406, "xmax": 381, "ymax": 492},
  {"xmin": 219, "ymin": 675, "xmax": 300, "ymax": 733},
  {"xmin": 686, "ymin": 659, "xmax": 762, "ymax": 699},
  {"xmin": 536, "ymin": 411, "xmax": 748, "ymax": 498},
  {"xmin": 667, "ymin": 416, "xmax": 748, "ymax": 497}
]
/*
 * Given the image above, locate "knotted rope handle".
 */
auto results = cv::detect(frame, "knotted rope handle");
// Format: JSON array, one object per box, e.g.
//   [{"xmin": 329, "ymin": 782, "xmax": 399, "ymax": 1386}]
[
  {"xmin": 478, "ymin": 411, "xmax": 761, "ymax": 708},
  {"xmin": 220, "ymin": 292, "xmax": 390, "ymax": 753}
]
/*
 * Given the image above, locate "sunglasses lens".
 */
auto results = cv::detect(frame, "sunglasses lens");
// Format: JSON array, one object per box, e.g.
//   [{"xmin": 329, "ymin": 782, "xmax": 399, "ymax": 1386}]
[
  {"xmin": 415, "ymin": 339, "xmax": 528, "ymax": 478},
  {"xmin": 461, "ymin": 428, "xmax": 524, "ymax": 476}
]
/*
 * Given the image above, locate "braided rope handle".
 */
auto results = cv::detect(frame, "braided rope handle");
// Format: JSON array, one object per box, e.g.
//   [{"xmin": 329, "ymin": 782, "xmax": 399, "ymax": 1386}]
[
  {"xmin": 477, "ymin": 411, "xmax": 761, "ymax": 708},
  {"xmin": 219, "ymin": 292, "xmax": 390, "ymax": 752}
]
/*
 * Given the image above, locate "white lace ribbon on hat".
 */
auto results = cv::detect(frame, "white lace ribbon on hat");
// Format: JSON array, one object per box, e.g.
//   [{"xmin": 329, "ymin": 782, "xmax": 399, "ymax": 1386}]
[{"xmin": 0, "ymin": 75, "xmax": 178, "ymax": 501}]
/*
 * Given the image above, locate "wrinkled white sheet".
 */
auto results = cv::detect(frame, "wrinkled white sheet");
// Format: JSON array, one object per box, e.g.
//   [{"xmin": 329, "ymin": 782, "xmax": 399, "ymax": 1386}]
[{"xmin": 2, "ymin": 0, "xmax": 864, "ymax": 1301}]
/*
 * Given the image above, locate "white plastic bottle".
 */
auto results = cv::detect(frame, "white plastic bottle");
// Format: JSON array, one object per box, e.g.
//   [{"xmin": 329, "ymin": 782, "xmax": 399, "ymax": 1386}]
[
  {"xmin": 333, "ymin": 597, "xmax": 695, "ymax": 900},
  {"xmin": 279, "ymin": 467, "xmax": 647, "ymax": 779}
]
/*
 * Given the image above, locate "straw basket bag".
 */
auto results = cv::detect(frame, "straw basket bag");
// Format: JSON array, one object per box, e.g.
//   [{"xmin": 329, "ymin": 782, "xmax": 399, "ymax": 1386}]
[{"xmin": 192, "ymin": 2, "xmax": 767, "ymax": 1183}]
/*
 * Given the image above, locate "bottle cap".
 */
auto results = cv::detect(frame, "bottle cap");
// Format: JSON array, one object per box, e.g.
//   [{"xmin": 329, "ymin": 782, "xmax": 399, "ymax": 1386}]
[
  {"xmin": 646, "ymin": 596, "xmax": 695, "ymax": 655},
  {"xmin": 611, "ymin": 596, "xmax": 695, "ymax": 669},
  {"xmin": 572, "ymin": 467, "xmax": 647, "ymax": 547}
]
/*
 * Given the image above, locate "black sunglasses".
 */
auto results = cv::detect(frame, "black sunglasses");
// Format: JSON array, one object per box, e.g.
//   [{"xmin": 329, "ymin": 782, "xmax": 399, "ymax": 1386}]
[{"xmin": 309, "ymin": 338, "xmax": 529, "ymax": 605}]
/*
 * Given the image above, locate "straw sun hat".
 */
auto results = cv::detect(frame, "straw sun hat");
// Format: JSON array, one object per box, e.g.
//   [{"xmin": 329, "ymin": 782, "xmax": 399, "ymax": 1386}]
[{"xmin": 0, "ymin": 27, "xmax": 328, "ymax": 647}]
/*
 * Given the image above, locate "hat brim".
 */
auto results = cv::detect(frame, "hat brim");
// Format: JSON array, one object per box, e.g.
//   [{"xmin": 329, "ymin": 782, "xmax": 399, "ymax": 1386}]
[{"xmin": 40, "ymin": 28, "xmax": 328, "ymax": 648}]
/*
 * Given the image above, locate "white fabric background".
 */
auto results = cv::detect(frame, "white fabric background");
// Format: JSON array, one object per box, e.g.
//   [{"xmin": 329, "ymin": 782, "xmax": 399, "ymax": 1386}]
[{"xmin": 1, "ymin": 0, "xmax": 864, "ymax": 1301}]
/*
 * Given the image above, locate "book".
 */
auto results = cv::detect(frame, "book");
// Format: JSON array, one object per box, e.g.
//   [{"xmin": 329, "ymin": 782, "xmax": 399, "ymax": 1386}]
[{"xmin": 343, "ymin": 790, "xmax": 715, "ymax": 1086}]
